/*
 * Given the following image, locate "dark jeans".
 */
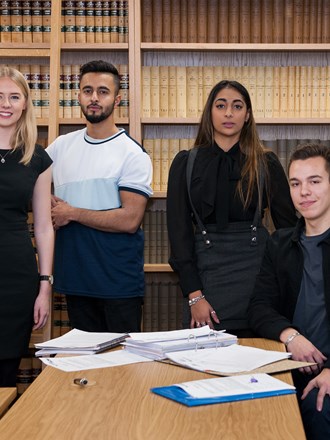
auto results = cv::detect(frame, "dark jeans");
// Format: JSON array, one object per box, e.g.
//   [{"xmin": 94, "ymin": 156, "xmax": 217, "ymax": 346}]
[
  {"xmin": 0, "ymin": 358, "xmax": 21, "ymax": 387},
  {"xmin": 66, "ymin": 295, "xmax": 143, "ymax": 333},
  {"xmin": 292, "ymin": 369, "xmax": 330, "ymax": 440}
]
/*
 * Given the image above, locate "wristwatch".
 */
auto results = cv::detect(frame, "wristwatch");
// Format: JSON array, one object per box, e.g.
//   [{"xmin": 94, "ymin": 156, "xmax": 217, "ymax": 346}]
[{"xmin": 39, "ymin": 275, "xmax": 54, "ymax": 285}]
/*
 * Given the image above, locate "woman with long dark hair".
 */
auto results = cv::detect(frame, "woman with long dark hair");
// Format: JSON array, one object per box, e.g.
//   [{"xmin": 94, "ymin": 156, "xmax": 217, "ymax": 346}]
[{"xmin": 167, "ymin": 80, "xmax": 297, "ymax": 337}]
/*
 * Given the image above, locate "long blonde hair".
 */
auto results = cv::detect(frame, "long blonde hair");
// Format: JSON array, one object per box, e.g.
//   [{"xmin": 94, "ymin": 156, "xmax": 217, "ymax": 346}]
[{"xmin": 0, "ymin": 66, "xmax": 37, "ymax": 165}]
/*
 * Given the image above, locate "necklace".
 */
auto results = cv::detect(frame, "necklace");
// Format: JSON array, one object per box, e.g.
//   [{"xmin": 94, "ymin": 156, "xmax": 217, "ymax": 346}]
[{"xmin": 0, "ymin": 149, "xmax": 11, "ymax": 164}]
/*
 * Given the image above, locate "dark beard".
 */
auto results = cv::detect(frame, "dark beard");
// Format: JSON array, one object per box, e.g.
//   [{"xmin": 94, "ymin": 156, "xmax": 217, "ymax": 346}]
[{"xmin": 82, "ymin": 101, "xmax": 115, "ymax": 124}]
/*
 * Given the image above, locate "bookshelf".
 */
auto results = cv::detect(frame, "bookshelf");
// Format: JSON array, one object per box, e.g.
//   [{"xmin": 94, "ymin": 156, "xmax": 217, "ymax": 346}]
[{"xmin": 1, "ymin": 0, "xmax": 330, "ymax": 342}]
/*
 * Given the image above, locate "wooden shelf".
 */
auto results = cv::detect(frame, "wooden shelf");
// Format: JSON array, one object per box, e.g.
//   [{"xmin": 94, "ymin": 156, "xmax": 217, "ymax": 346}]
[
  {"xmin": 61, "ymin": 43, "xmax": 129, "ymax": 51},
  {"xmin": 0, "ymin": 47, "xmax": 50, "ymax": 57},
  {"xmin": 144, "ymin": 264, "xmax": 172, "ymax": 272},
  {"xmin": 141, "ymin": 117, "xmax": 330, "ymax": 125},
  {"xmin": 141, "ymin": 43, "xmax": 330, "ymax": 52}
]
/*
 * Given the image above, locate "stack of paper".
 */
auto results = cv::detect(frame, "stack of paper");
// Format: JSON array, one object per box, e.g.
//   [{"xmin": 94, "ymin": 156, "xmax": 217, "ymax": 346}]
[
  {"xmin": 165, "ymin": 344, "xmax": 292, "ymax": 375},
  {"xmin": 151, "ymin": 373, "xmax": 296, "ymax": 407},
  {"xmin": 122, "ymin": 326, "xmax": 238, "ymax": 360},
  {"xmin": 35, "ymin": 328, "xmax": 128, "ymax": 356}
]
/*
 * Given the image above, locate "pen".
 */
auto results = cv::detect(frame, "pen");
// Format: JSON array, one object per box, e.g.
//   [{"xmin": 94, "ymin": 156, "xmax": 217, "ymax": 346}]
[{"xmin": 73, "ymin": 377, "xmax": 88, "ymax": 386}]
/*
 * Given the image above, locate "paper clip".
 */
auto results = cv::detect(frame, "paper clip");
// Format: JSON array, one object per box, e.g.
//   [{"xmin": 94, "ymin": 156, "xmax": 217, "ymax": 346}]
[{"xmin": 73, "ymin": 377, "xmax": 88, "ymax": 386}]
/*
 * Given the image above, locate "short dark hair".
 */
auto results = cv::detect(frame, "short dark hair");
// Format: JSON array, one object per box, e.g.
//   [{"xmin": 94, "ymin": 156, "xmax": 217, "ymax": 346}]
[
  {"xmin": 79, "ymin": 60, "xmax": 120, "ymax": 94},
  {"xmin": 288, "ymin": 142, "xmax": 330, "ymax": 178}
]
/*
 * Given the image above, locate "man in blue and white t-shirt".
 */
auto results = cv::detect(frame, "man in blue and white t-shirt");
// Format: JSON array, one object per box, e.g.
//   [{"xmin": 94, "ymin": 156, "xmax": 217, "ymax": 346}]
[{"xmin": 46, "ymin": 60, "xmax": 152, "ymax": 333}]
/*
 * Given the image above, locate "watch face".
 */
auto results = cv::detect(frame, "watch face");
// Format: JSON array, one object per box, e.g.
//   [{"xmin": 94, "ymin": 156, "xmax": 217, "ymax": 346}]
[{"xmin": 49, "ymin": 275, "xmax": 54, "ymax": 285}]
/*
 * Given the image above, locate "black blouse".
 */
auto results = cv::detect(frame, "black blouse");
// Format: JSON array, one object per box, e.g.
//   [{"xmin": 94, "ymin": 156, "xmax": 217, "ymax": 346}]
[{"xmin": 166, "ymin": 142, "xmax": 298, "ymax": 297}]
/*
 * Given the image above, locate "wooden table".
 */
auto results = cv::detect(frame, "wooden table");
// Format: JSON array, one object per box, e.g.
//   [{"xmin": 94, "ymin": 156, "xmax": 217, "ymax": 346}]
[
  {"xmin": 0, "ymin": 388, "xmax": 16, "ymax": 418},
  {"xmin": 0, "ymin": 339, "xmax": 306, "ymax": 440}
]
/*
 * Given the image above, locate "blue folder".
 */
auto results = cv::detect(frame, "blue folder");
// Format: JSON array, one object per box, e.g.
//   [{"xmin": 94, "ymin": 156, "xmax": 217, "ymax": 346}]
[{"xmin": 151, "ymin": 385, "xmax": 296, "ymax": 407}]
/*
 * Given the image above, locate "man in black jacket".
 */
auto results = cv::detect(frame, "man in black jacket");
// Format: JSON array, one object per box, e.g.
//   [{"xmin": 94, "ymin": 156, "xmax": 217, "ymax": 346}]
[{"xmin": 248, "ymin": 143, "xmax": 330, "ymax": 440}]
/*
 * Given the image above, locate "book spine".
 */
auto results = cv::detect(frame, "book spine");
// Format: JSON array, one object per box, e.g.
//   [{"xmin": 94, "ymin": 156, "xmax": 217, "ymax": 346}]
[
  {"xmin": 255, "ymin": 66, "xmax": 265, "ymax": 118},
  {"xmin": 261, "ymin": 0, "xmax": 272, "ymax": 43},
  {"xmin": 207, "ymin": 0, "xmax": 218, "ymax": 43},
  {"xmin": 319, "ymin": 66, "xmax": 327, "ymax": 117},
  {"xmin": 110, "ymin": 0, "xmax": 119, "ymax": 43},
  {"xmin": 302, "ymin": 0, "xmax": 310, "ymax": 43},
  {"xmin": 22, "ymin": 1, "xmax": 32, "ymax": 43},
  {"xmin": 150, "ymin": 65, "xmax": 160, "ymax": 118},
  {"xmin": 152, "ymin": 0, "xmax": 162, "ymax": 42},
  {"xmin": 94, "ymin": 0, "xmax": 103, "ymax": 43},
  {"xmin": 160, "ymin": 138, "xmax": 169, "ymax": 192},
  {"xmin": 203, "ymin": 66, "xmax": 214, "ymax": 107},
  {"xmin": 71, "ymin": 64, "xmax": 81, "ymax": 118},
  {"xmin": 141, "ymin": 66, "xmax": 151, "ymax": 118},
  {"xmin": 321, "ymin": 0, "xmax": 330, "ymax": 43},
  {"xmin": 293, "ymin": 0, "xmax": 304, "ymax": 44},
  {"xmin": 279, "ymin": 66, "xmax": 288, "ymax": 118},
  {"xmin": 11, "ymin": 1, "xmax": 23, "ymax": 43},
  {"xmin": 153, "ymin": 138, "xmax": 161, "ymax": 191},
  {"xmin": 176, "ymin": 66, "xmax": 187, "ymax": 117},
  {"xmin": 284, "ymin": 0, "xmax": 293, "ymax": 43},
  {"xmin": 159, "ymin": 65, "xmax": 169, "ymax": 117},
  {"xmin": 119, "ymin": 63, "xmax": 129, "ymax": 118},
  {"xmin": 309, "ymin": 0, "xmax": 317, "ymax": 44},
  {"xmin": 42, "ymin": 0, "xmax": 52, "ymax": 43},
  {"xmin": 162, "ymin": 0, "xmax": 171, "ymax": 42},
  {"xmin": 142, "ymin": 276, "xmax": 152, "ymax": 332},
  {"xmin": 62, "ymin": 64, "xmax": 72, "ymax": 119},
  {"xmin": 311, "ymin": 65, "xmax": 320, "ymax": 117},
  {"xmin": 273, "ymin": 0, "xmax": 284, "ymax": 43},
  {"xmin": 141, "ymin": 0, "xmax": 152, "ymax": 42},
  {"xmin": 102, "ymin": 1, "xmax": 110, "ymax": 43},
  {"xmin": 31, "ymin": 0, "xmax": 43, "ymax": 43},
  {"xmin": 1, "ymin": 1, "xmax": 12, "ymax": 43},
  {"xmin": 250, "ymin": 0, "xmax": 261, "ymax": 43},
  {"xmin": 86, "ymin": 0, "xmax": 95, "ymax": 43},
  {"xmin": 186, "ymin": 66, "xmax": 199, "ymax": 118},
  {"xmin": 168, "ymin": 66, "xmax": 177, "ymax": 117},
  {"xmin": 218, "ymin": 0, "xmax": 229, "ymax": 43},
  {"xmin": 187, "ymin": 1, "xmax": 197, "ymax": 43},
  {"xmin": 40, "ymin": 64, "xmax": 50, "ymax": 119},
  {"xmin": 180, "ymin": 0, "xmax": 188, "ymax": 43},
  {"xmin": 287, "ymin": 66, "xmax": 295, "ymax": 118},
  {"xmin": 228, "ymin": 0, "xmax": 239, "ymax": 43},
  {"xmin": 197, "ymin": 0, "xmax": 207, "ymax": 43},
  {"xmin": 299, "ymin": 66, "xmax": 307, "ymax": 118},
  {"xmin": 63, "ymin": 1, "xmax": 76, "ymax": 43},
  {"xmin": 143, "ymin": 207, "xmax": 150, "ymax": 263},
  {"xmin": 30, "ymin": 64, "xmax": 42, "ymax": 118},
  {"xmin": 239, "ymin": 0, "xmax": 250, "ymax": 44}
]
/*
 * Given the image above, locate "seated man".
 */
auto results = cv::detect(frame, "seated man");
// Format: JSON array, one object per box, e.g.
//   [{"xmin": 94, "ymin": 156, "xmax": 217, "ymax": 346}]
[{"xmin": 248, "ymin": 143, "xmax": 330, "ymax": 440}]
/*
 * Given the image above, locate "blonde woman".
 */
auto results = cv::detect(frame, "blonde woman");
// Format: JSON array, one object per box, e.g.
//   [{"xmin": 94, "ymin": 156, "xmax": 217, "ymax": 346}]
[{"xmin": 0, "ymin": 66, "xmax": 54, "ymax": 387}]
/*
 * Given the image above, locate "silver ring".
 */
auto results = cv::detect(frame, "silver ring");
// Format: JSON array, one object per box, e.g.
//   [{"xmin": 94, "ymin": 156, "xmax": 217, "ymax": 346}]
[
  {"xmin": 211, "ymin": 310, "xmax": 216, "ymax": 314},
  {"xmin": 196, "ymin": 322, "xmax": 200, "ymax": 327}
]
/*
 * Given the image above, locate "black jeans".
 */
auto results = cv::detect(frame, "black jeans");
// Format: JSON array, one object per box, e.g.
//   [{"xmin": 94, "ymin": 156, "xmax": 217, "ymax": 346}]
[
  {"xmin": 66, "ymin": 295, "xmax": 143, "ymax": 333},
  {"xmin": 292, "ymin": 369, "xmax": 330, "ymax": 440},
  {"xmin": 0, "ymin": 358, "xmax": 21, "ymax": 387}
]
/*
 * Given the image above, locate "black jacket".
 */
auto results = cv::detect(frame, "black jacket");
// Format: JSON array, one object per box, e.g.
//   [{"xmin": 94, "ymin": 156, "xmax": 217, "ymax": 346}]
[{"xmin": 248, "ymin": 217, "xmax": 330, "ymax": 368}]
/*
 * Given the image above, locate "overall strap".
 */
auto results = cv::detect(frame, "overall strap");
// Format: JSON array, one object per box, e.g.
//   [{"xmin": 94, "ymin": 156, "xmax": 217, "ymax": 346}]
[
  {"xmin": 186, "ymin": 148, "xmax": 212, "ymax": 247},
  {"xmin": 186, "ymin": 147, "xmax": 266, "ymax": 247}
]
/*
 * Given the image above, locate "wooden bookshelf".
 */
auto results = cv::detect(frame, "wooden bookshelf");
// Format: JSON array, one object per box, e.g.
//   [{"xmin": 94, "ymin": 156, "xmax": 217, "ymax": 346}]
[{"xmin": 1, "ymin": 0, "xmax": 330, "ymax": 337}]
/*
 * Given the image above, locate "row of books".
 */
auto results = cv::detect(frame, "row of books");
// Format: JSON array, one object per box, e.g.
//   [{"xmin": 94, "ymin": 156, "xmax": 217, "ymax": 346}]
[
  {"xmin": 52, "ymin": 292, "xmax": 71, "ymax": 338},
  {"xmin": 61, "ymin": 0, "xmax": 129, "ymax": 44},
  {"xmin": 141, "ymin": 65, "xmax": 330, "ymax": 119},
  {"xmin": 141, "ymin": 0, "xmax": 330, "ymax": 44},
  {"xmin": 0, "ymin": 0, "xmax": 51, "ymax": 44},
  {"xmin": 143, "ymin": 208, "xmax": 170, "ymax": 264},
  {"xmin": 0, "ymin": 1, "xmax": 129, "ymax": 44},
  {"xmin": 3, "ymin": 63, "xmax": 129, "ymax": 119},
  {"xmin": 143, "ymin": 273, "xmax": 182, "ymax": 332},
  {"xmin": 16, "ymin": 354, "xmax": 42, "ymax": 395},
  {"xmin": 143, "ymin": 138, "xmax": 330, "ymax": 191}
]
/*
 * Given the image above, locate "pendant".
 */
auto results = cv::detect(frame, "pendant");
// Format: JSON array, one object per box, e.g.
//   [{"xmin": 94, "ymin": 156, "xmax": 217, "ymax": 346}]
[{"xmin": 1, "ymin": 158, "xmax": 5, "ymax": 163}]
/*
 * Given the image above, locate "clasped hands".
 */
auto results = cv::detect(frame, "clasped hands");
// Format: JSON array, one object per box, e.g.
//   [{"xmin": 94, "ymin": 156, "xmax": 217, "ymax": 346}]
[{"xmin": 51, "ymin": 195, "xmax": 74, "ymax": 229}]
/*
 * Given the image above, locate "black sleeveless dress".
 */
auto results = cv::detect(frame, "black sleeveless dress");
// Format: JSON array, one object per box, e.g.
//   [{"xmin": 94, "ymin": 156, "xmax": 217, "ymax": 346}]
[{"xmin": 0, "ymin": 145, "xmax": 52, "ymax": 359}]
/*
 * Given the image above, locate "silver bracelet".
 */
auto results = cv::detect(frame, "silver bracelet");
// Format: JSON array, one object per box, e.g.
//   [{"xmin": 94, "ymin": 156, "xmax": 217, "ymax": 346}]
[
  {"xmin": 188, "ymin": 295, "xmax": 205, "ymax": 307},
  {"xmin": 284, "ymin": 331, "xmax": 301, "ymax": 347}
]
